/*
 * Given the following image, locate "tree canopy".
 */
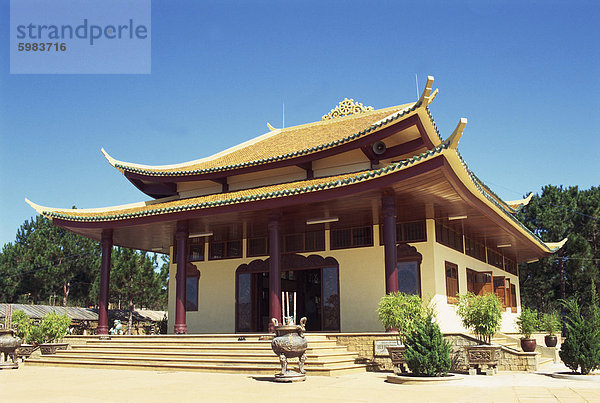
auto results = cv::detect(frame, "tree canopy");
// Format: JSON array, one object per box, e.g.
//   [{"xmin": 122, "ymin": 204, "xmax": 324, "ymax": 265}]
[
  {"xmin": 0, "ymin": 215, "xmax": 167, "ymax": 312},
  {"xmin": 517, "ymin": 185, "xmax": 600, "ymax": 312}
]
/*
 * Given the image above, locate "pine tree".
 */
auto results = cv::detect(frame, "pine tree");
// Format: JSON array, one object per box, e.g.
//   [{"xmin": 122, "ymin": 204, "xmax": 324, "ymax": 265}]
[
  {"xmin": 559, "ymin": 283, "xmax": 600, "ymax": 374},
  {"xmin": 404, "ymin": 312, "xmax": 451, "ymax": 377}
]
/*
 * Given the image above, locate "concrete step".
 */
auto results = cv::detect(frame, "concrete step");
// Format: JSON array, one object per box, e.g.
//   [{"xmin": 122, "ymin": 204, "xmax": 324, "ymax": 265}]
[
  {"xmin": 30, "ymin": 334, "xmax": 366, "ymax": 376},
  {"xmin": 71, "ymin": 344, "xmax": 348, "ymax": 354},
  {"xmin": 66, "ymin": 334, "xmax": 330, "ymax": 342},
  {"xmin": 40, "ymin": 353, "xmax": 358, "ymax": 367},
  {"xmin": 83, "ymin": 339, "xmax": 338, "ymax": 348},
  {"xmin": 60, "ymin": 349, "xmax": 358, "ymax": 360},
  {"xmin": 537, "ymin": 358, "xmax": 555, "ymax": 368},
  {"xmin": 24, "ymin": 357, "xmax": 366, "ymax": 376}
]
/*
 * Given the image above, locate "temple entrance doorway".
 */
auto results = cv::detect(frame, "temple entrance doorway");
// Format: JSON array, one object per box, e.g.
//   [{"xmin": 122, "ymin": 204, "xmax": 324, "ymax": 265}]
[{"xmin": 236, "ymin": 255, "xmax": 340, "ymax": 333}]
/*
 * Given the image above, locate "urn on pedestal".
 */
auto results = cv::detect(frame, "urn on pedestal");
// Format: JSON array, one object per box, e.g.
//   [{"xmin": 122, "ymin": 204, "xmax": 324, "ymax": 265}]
[
  {"xmin": 0, "ymin": 329, "xmax": 22, "ymax": 369},
  {"xmin": 271, "ymin": 317, "xmax": 308, "ymax": 382}
]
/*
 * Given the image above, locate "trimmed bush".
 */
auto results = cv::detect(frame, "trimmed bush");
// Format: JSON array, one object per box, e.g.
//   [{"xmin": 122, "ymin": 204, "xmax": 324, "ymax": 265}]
[
  {"xmin": 27, "ymin": 312, "xmax": 72, "ymax": 344},
  {"xmin": 377, "ymin": 292, "xmax": 426, "ymax": 343},
  {"xmin": 10, "ymin": 310, "xmax": 31, "ymax": 342},
  {"xmin": 541, "ymin": 312, "xmax": 561, "ymax": 336},
  {"xmin": 456, "ymin": 292, "xmax": 503, "ymax": 344},
  {"xmin": 560, "ymin": 292, "xmax": 600, "ymax": 374},
  {"xmin": 404, "ymin": 312, "xmax": 451, "ymax": 377},
  {"xmin": 516, "ymin": 308, "xmax": 539, "ymax": 339}
]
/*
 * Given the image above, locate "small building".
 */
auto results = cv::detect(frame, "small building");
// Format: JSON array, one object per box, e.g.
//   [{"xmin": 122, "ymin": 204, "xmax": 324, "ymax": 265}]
[
  {"xmin": 0, "ymin": 303, "xmax": 166, "ymax": 334},
  {"xmin": 27, "ymin": 77, "xmax": 565, "ymax": 335}
]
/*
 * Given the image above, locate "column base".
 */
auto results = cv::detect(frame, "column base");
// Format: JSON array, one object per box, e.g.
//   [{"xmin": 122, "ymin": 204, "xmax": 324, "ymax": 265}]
[
  {"xmin": 97, "ymin": 325, "xmax": 109, "ymax": 335},
  {"xmin": 174, "ymin": 324, "xmax": 187, "ymax": 334}
]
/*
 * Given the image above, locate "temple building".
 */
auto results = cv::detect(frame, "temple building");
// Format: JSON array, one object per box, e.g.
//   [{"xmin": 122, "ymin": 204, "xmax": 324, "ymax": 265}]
[{"xmin": 27, "ymin": 77, "xmax": 565, "ymax": 335}]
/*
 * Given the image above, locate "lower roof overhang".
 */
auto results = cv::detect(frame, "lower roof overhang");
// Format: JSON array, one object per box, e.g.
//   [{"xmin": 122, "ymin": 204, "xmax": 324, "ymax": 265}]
[{"xmin": 45, "ymin": 152, "xmax": 557, "ymax": 263}]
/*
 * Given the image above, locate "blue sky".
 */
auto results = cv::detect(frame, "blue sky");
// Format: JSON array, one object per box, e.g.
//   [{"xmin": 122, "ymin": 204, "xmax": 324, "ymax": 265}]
[{"xmin": 1, "ymin": 0, "xmax": 599, "ymax": 246}]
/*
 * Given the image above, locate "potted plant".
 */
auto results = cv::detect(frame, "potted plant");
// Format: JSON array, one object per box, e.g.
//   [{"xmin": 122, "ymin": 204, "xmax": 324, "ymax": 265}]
[
  {"xmin": 386, "ymin": 309, "xmax": 462, "ymax": 383},
  {"xmin": 541, "ymin": 312, "xmax": 561, "ymax": 347},
  {"xmin": 404, "ymin": 310, "xmax": 452, "ymax": 376},
  {"xmin": 377, "ymin": 292, "xmax": 426, "ymax": 371},
  {"xmin": 516, "ymin": 308, "xmax": 538, "ymax": 352},
  {"xmin": 10, "ymin": 310, "xmax": 38, "ymax": 358},
  {"xmin": 32, "ymin": 312, "xmax": 72, "ymax": 355},
  {"xmin": 456, "ymin": 293, "xmax": 503, "ymax": 375}
]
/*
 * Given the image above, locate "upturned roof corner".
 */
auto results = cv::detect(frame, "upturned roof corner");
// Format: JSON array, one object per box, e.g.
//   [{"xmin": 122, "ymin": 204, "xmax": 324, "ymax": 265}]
[
  {"xmin": 506, "ymin": 193, "xmax": 533, "ymax": 211},
  {"xmin": 101, "ymin": 148, "xmax": 125, "ymax": 173},
  {"xmin": 545, "ymin": 237, "xmax": 568, "ymax": 252},
  {"xmin": 445, "ymin": 118, "xmax": 468, "ymax": 149},
  {"xmin": 24, "ymin": 198, "xmax": 49, "ymax": 217},
  {"xmin": 418, "ymin": 76, "xmax": 439, "ymax": 107}
]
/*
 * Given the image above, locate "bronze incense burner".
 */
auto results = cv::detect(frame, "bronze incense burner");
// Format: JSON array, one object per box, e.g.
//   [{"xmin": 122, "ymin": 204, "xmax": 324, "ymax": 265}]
[{"xmin": 271, "ymin": 317, "xmax": 308, "ymax": 382}]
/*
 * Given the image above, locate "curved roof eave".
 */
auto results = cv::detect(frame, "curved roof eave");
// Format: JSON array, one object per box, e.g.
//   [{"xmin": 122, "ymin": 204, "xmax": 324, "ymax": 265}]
[
  {"xmin": 441, "ymin": 140, "xmax": 565, "ymax": 255},
  {"xmin": 101, "ymin": 76, "xmax": 444, "ymax": 181},
  {"xmin": 26, "ymin": 142, "xmax": 451, "ymax": 226}
]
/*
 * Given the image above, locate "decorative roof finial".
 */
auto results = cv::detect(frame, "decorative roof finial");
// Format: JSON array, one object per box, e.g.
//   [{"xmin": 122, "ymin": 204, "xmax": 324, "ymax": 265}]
[
  {"xmin": 446, "ymin": 118, "xmax": 468, "ymax": 149},
  {"xmin": 322, "ymin": 98, "xmax": 374, "ymax": 121}
]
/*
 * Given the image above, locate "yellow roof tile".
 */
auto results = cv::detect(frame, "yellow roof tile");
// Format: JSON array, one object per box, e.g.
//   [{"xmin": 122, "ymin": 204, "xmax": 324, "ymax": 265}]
[{"xmin": 108, "ymin": 104, "xmax": 414, "ymax": 175}]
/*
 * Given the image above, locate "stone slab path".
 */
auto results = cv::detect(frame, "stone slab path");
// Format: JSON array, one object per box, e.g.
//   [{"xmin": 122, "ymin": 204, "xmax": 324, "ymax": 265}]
[{"xmin": 0, "ymin": 362, "xmax": 599, "ymax": 402}]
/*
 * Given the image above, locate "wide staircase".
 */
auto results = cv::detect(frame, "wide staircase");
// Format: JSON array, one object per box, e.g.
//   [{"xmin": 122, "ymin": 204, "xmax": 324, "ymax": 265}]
[
  {"xmin": 25, "ymin": 334, "xmax": 366, "ymax": 376},
  {"xmin": 491, "ymin": 333, "xmax": 557, "ymax": 368}
]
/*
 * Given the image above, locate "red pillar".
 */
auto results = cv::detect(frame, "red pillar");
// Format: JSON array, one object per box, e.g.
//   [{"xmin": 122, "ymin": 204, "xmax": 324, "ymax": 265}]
[
  {"xmin": 382, "ymin": 195, "xmax": 399, "ymax": 294},
  {"xmin": 98, "ymin": 229, "xmax": 113, "ymax": 335},
  {"xmin": 268, "ymin": 214, "xmax": 282, "ymax": 332},
  {"xmin": 174, "ymin": 221, "xmax": 188, "ymax": 334}
]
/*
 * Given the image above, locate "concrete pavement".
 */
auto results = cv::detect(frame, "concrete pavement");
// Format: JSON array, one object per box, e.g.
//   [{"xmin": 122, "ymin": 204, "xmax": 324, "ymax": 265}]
[{"xmin": 1, "ymin": 363, "xmax": 599, "ymax": 402}]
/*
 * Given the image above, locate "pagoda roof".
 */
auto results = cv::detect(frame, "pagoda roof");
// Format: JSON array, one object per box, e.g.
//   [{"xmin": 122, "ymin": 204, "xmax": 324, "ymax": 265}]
[
  {"xmin": 27, "ymin": 131, "xmax": 565, "ymax": 257},
  {"xmin": 102, "ymin": 78, "xmax": 443, "ymax": 180},
  {"xmin": 30, "ymin": 143, "xmax": 450, "ymax": 223}
]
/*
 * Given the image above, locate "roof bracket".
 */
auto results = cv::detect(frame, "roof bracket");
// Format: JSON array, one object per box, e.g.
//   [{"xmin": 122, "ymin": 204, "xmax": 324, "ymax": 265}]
[
  {"xmin": 296, "ymin": 162, "xmax": 314, "ymax": 179},
  {"xmin": 211, "ymin": 177, "xmax": 229, "ymax": 193},
  {"xmin": 360, "ymin": 145, "xmax": 379, "ymax": 167}
]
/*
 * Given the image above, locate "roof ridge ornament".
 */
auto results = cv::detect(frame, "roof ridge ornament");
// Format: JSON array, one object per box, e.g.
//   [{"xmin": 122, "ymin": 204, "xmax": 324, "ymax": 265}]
[
  {"xmin": 418, "ymin": 76, "xmax": 439, "ymax": 106},
  {"xmin": 321, "ymin": 98, "xmax": 374, "ymax": 121},
  {"xmin": 445, "ymin": 118, "xmax": 468, "ymax": 149}
]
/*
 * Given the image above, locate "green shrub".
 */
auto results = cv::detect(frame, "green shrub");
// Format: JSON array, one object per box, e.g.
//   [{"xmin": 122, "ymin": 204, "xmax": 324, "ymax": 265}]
[
  {"xmin": 456, "ymin": 293, "xmax": 503, "ymax": 344},
  {"xmin": 28, "ymin": 323, "xmax": 45, "ymax": 345},
  {"xmin": 540, "ymin": 312, "xmax": 561, "ymax": 336},
  {"xmin": 28, "ymin": 312, "xmax": 72, "ymax": 344},
  {"xmin": 10, "ymin": 310, "xmax": 31, "ymax": 342},
  {"xmin": 377, "ymin": 292, "xmax": 426, "ymax": 343},
  {"xmin": 404, "ymin": 312, "xmax": 451, "ymax": 377},
  {"xmin": 516, "ymin": 308, "xmax": 539, "ymax": 339},
  {"xmin": 559, "ymin": 292, "xmax": 600, "ymax": 374}
]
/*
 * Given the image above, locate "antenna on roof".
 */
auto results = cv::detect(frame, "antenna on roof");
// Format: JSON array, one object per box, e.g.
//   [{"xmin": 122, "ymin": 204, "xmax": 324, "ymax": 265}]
[
  {"xmin": 282, "ymin": 103, "xmax": 285, "ymax": 128},
  {"xmin": 415, "ymin": 74, "xmax": 419, "ymax": 100}
]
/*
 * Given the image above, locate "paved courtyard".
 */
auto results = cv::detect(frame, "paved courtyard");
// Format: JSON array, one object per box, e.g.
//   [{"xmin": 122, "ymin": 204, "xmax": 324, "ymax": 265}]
[{"xmin": 1, "ymin": 363, "xmax": 599, "ymax": 402}]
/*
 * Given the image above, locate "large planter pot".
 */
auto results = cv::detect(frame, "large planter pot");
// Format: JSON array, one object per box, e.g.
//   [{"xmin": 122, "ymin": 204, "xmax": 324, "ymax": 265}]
[
  {"xmin": 271, "ymin": 317, "xmax": 308, "ymax": 382},
  {"xmin": 386, "ymin": 345, "xmax": 407, "ymax": 373},
  {"xmin": 16, "ymin": 344, "xmax": 38, "ymax": 359},
  {"xmin": 387, "ymin": 373, "xmax": 463, "ymax": 384},
  {"xmin": 520, "ymin": 338, "xmax": 537, "ymax": 352},
  {"xmin": 0, "ymin": 329, "xmax": 22, "ymax": 369},
  {"xmin": 464, "ymin": 345, "xmax": 501, "ymax": 375},
  {"xmin": 544, "ymin": 335, "xmax": 558, "ymax": 348},
  {"xmin": 39, "ymin": 343, "xmax": 69, "ymax": 355}
]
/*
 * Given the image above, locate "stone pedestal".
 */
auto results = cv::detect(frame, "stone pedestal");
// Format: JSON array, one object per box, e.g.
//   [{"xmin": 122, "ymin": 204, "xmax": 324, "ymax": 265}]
[{"xmin": 464, "ymin": 345, "xmax": 500, "ymax": 376}]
